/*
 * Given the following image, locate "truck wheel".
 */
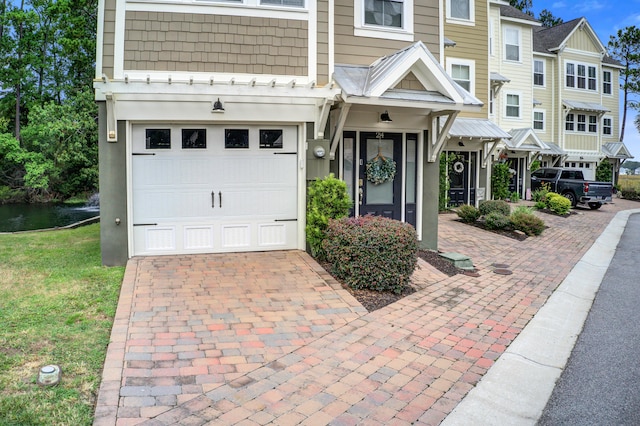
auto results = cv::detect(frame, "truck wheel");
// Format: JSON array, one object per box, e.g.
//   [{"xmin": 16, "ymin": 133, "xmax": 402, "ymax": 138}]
[
  {"xmin": 588, "ymin": 202, "xmax": 602, "ymax": 210},
  {"xmin": 562, "ymin": 191, "xmax": 577, "ymax": 207}
]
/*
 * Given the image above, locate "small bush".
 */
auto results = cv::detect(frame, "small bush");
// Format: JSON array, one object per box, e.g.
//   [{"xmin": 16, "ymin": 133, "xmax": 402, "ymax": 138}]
[
  {"xmin": 534, "ymin": 201, "xmax": 547, "ymax": 209},
  {"xmin": 513, "ymin": 205, "xmax": 535, "ymax": 215},
  {"xmin": 306, "ymin": 174, "xmax": 352, "ymax": 260},
  {"xmin": 479, "ymin": 200, "xmax": 511, "ymax": 217},
  {"xmin": 510, "ymin": 191, "xmax": 520, "ymax": 203},
  {"xmin": 622, "ymin": 189, "xmax": 640, "ymax": 200},
  {"xmin": 323, "ymin": 215, "xmax": 418, "ymax": 294},
  {"xmin": 548, "ymin": 194, "xmax": 571, "ymax": 215},
  {"xmin": 532, "ymin": 182, "xmax": 551, "ymax": 203},
  {"xmin": 456, "ymin": 204, "xmax": 481, "ymax": 223},
  {"xmin": 483, "ymin": 211, "xmax": 511, "ymax": 230},
  {"xmin": 510, "ymin": 211, "xmax": 545, "ymax": 236}
]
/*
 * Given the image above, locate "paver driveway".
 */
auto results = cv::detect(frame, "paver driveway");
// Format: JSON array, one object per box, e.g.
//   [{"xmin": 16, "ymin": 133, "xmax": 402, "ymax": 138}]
[{"xmin": 94, "ymin": 199, "xmax": 638, "ymax": 425}]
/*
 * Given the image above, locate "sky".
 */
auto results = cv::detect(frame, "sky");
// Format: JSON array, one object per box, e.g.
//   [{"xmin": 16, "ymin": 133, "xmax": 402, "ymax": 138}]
[{"xmin": 531, "ymin": 0, "xmax": 640, "ymax": 162}]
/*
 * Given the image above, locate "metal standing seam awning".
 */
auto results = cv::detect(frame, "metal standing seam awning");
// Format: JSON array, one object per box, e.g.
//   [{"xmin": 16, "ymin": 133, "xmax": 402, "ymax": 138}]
[
  {"xmin": 445, "ymin": 118, "xmax": 512, "ymax": 167},
  {"xmin": 330, "ymin": 41, "xmax": 484, "ymax": 161},
  {"xmin": 562, "ymin": 99, "xmax": 610, "ymax": 114}
]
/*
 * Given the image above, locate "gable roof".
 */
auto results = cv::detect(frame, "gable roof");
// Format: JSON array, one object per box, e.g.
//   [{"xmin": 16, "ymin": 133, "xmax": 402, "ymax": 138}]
[
  {"xmin": 333, "ymin": 41, "xmax": 482, "ymax": 109},
  {"xmin": 500, "ymin": 4, "xmax": 540, "ymax": 25},
  {"xmin": 533, "ymin": 18, "xmax": 583, "ymax": 53},
  {"xmin": 602, "ymin": 142, "xmax": 633, "ymax": 159},
  {"xmin": 504, "ymin": 128, "xmax": 548, "ymax": 151}
]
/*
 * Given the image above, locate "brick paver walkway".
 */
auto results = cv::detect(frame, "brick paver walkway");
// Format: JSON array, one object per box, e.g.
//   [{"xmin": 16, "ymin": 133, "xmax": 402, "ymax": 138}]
[{"xmin": 94, "ymin": 199, "xmax": 637, "ymax": 425}]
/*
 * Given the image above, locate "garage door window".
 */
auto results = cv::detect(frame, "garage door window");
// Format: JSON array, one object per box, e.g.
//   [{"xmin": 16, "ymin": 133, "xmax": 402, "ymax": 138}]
[
  {"xmin": 182, "ymin": 129, "xmax": 206, "ymax": 149},
  {"xmin": 146, "ymin": 129, "xmax": 171, "ymax": 149},
  {"xmin": 225, "ymin": 129, "xmax": 249, "ymax": 148},
  {"xmin": 260, "ymin": 129, "xmax": 283, "ymax": 148}
]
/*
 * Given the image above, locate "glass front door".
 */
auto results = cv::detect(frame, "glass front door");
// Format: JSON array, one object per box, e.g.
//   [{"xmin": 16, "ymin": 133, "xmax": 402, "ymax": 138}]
[{"xmin": 359, "ymin": 132, "xmax": 402, "ymax": 220}]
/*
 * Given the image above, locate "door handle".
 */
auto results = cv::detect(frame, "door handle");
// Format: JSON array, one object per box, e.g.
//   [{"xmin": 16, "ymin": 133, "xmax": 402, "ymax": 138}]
[
  {"xmin": 358, "ymin": 188, "xmax": 363, "ymax": 205},
  {"xmin": 219, "ymin": 191, "xmax": 222, "ymax": 208},
  {"xmin": 211, "ymin": 191, "xmax": 215, "ymax": 208}
]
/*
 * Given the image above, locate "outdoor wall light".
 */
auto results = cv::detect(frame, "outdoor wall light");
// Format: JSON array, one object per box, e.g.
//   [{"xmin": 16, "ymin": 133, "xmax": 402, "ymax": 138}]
[
  {"xmin": 458, "ymin": 141, "xmax": 465, "ymax": 147},
  {"xmin": 380, "ymin": 110, "xmax": 392, "ymax": 122},
  {"xmin": 212, "ymin": 98, "xmax": 225, "ymax": 112}
]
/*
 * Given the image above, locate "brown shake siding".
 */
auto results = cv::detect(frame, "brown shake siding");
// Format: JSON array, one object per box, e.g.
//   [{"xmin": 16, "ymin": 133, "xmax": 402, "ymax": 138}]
[
  {"xmin": 317, "ymin": 1, "xmax": 329, "ymax": 85},
  {"xmin": 101, "ymin": 0, "xmax": 116, "ymax": 78},
  {"xmin": 124, "ymin": 12, "xmax": 308, "ymax": 75},
  {"xmin": 334, "ymin": 0, "xmax": 440, "ymax": 66}
]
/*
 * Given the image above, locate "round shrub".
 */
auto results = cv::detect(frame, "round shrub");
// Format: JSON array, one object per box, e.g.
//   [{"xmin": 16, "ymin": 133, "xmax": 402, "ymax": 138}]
[
  {"xmin": 510, "ymin": 211, "xmax": 546, "ymax": 236},
  {"xmin": 456, "ymin": 204, "xmax": 481, "ymax": 223},
  {"xmin": 548, "ymin": 194, "xmax": 571, "ymax": 215},
  {"xmin": 323, "ymin": 215, "xmax": 418, "ymax": 294},
  {"xmin": 483, "ymin": 211, "xmax": 511, "ymax": 230},
  {"xmin": 479, "ymin": 200, "xmax": 511, "ymax": 217}
]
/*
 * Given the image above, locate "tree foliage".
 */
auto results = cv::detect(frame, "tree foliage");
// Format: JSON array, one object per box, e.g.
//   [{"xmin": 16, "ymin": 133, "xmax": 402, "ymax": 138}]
[
  {"xmin": 608, "ymin": 26, "xmax": 640, "ymax": 141},
  {"xmin": 508, "ymin": 0, "xmax": 533, "ymax": 16},
  {"xmin": 538, "ymin": 9, "xmax": 563, "ymax": 28},
  {"xmin": 0, "ymin": 0, "xmax": 97, "ymax": 201}
]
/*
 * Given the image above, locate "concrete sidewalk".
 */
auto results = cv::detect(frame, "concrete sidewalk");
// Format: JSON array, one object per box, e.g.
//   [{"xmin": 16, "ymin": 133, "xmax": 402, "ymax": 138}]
[{"xmin": 93, "ymin": 199, "xmax": 640, "ymax": 425}]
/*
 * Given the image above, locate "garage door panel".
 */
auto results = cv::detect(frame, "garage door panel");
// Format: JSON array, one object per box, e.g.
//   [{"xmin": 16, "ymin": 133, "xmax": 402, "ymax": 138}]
[{"xmin": 132, "ymin": 124, "xmax": 298, "ymax": 256}]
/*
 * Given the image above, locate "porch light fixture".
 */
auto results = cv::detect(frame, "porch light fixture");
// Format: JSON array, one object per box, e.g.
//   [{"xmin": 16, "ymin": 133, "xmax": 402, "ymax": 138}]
[
  {"xmin": 212, "ymin": 98, "xmax": 225, "ymax": 112},
  {"xmin": 380, "ymin": 110, "xmax": 392, "ymax": 122},
  {"xmin": 458, "ymin": 141, "xmax": 465, "ymax": 147}
]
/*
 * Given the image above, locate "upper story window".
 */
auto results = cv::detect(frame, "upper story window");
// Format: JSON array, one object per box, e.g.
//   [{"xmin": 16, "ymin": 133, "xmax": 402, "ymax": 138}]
[
  {"xmin": 588, "ymin": 115, "xmax": 598, "ymax": 133},
  {"xmin": 534, "ymin": 60, "xmax": 544, "ymax": 86},
  {"xmin": 365, "ymin": 0, "xmax": 403, "ymax": 28},
  {"xmin": 533, "ymin": 110, "xmax": 545, "ymax": 131},
  {"xmin": 566, "ymin": 113, "xmax": 575, "ymax": 131},
  {"xmin": 355, "ymin": 0, "xmax": 414, "ymax": 41},
  {"xmin": 261, "ymin": 0, "xmax": 304, "ymax": 6},
  {"xmin": 603, "ymin": 70, "xmax": 612, "ymax": 95},
  {"xmin": 447, "ymin": 58, "xmax": 475, "ymax": 95},
  {"xmin": 566, "ymin": 61, "xmax": 597, "ymax": 91},
  {"xmin": 447, "ymin": 0, "xmax": 474, "ymax": 22},
  {"xmin": 577, "ymin": 114, "xmax": 586, "ymax": 132},
  {"xmin": 603, "ymin": 117, "xmax": 612, "ymax": 135},
  {"xmin": 504, "ymin": 27, "xmax": 520, "ymax": 62},
  {"xmin": 566, "ymin": 113, "xmax": 599, "ymax": 133},
  {"xmin": 506, "ymin": 93, "xmax": 520, "ymax": 118}
]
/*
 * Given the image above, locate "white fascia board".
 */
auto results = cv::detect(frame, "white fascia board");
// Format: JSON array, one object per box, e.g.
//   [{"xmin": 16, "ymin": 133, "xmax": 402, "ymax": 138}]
[
  {"xmin": 369, "ymin": 49, "xmax": 465, "ymax": 104},
  {"xmin": 501, "ymin": 16, "xmax": 541, "ymax": 27},
  {"xmin": 341, "ymin": 95, "xmax": 461, "ymax": 113}
]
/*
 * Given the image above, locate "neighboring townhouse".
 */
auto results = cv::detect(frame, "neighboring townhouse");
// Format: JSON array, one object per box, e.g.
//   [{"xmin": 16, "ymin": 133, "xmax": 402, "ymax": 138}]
[
  {"xmin": 532, "ymin": 17, "xmax": 632, "ymax": 181},
  {"xmin": 94, "ymin": 0, "xmax": 481, "ymax": 265},
  {"xmin": 441, "ymin": 0, "xmax": 512, "ymax": 206}
]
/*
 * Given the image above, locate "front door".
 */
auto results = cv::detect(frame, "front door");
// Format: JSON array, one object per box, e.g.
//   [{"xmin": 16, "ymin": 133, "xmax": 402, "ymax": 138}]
[
  {"xmin": 359, "ymin": 132, "xmax": 402, "ymax": 220},
  {"xmin": 448, "ymin": 152, "xmax": 469, "ymax": 207}
]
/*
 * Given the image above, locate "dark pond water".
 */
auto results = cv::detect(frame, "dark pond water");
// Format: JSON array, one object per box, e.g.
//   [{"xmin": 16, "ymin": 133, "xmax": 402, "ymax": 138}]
[{"xmin": 0, "ymin": 203, "xmax": 100, "ymax": 232}]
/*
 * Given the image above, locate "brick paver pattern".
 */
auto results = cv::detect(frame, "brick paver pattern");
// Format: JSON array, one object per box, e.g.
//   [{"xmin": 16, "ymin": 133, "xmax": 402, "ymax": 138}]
[{"xmin": 93, "ymin": 199, "xmax": 637, "ymax": 425}]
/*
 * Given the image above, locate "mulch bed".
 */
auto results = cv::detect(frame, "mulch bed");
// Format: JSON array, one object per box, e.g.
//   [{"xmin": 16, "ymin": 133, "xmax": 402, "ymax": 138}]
[
  {"xmin": 460, "ymin": 220, "xmax": 529, "ymax": 241},
  {"xmin": 320, "ymin": 250, "xmax": 469, "ymax": 312}
]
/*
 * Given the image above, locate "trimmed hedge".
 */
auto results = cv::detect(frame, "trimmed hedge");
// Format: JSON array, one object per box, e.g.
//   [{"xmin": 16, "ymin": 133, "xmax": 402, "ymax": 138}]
[
  {"xmin": 484, "ymin": 211, "xmax": 511, "ymax": 230},
  {"xmin": 456, "ymin": 204, "xmax": 481, "ymax": 223},
  {"xmin": 323, "ymin": 215, "xmax": 418, "ymax": 294},
  {"xmin": 510, "ymin": 211, "xmax": 545, "ymax": 236},
  {"xmin": 479, "ymin": 200, "xmax": 511, "ymax": 217},
  {"xmin": 545, "ymin": 192, "xmax": 571, "ymax": 215}
]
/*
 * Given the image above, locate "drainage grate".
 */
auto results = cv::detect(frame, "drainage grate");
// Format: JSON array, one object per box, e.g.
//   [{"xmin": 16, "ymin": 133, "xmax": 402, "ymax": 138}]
[
  {"xmin": 493, "ymin": 268, "xmax": 513, "ymax": 275},
  {"xmin": 492, "ymin": 263, "xmax": 510, "ymax": 269}
]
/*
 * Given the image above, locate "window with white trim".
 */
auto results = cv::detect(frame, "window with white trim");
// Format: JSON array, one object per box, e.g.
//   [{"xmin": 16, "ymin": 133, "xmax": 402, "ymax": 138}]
[
  {"xmin": 447, "ymin": 0, "xmax": 474, "ymax": 22},
  {"xmin": 355, "ymin": 0, "xmax": 414, "ymax": 41},
  {"xmin": 577, "ymin": 114, "xmax": 586, "ymax": 132},
  {"xmin": 534, "ymin": 60, "xmax": 544, "ymax": 86},
  {"xmin": 566, "ymin": 61, "xmax": 597, "ymax": 91},
  {"xmin": 506, "ymin": 93, "xmax": 520, "ymax": 118},
  {"xmin": 533, "ymin": 110, "xmax": 545, "ymax": 131},
  {"xmin": 261, "ymin": 0, "xmax": 304, "ymax": 6},
  {"xmin": 504, "ymin": 27, "xmax": 520, "ymax": 62},
  {"xmin": 447, "ymin": 58, "xmax": 475, "ymax": 94},
  {"xmin": 588, "ymin": 115, "xmax": 597, "ymax": 133},
  {"xmin": 566, "ymin": 113, "xmax": 575, "ymax": 131},
  {"xmin": 603, "ymin": 71, "xmax": 612, "ymax": 95},
  {"xmin": 603, "ymin": 117, "xmax": 612, "ymax": 135}
]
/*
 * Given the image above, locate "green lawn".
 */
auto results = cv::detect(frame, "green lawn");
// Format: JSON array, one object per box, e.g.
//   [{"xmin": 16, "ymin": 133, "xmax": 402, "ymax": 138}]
[{"xmin": 0, "ymin": 224, "xmax": 124, "ymax": 426}]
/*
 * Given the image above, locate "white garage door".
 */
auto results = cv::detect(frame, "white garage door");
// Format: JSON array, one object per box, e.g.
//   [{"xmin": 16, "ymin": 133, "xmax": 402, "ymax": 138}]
[{"xmin": 131, "ymin": 124, "xmax": 298, "ymax": 256}]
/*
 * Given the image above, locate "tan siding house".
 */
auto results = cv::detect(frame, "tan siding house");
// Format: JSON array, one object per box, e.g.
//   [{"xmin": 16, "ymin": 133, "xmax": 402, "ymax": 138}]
[{"xmin": 94, "ymin": 0, "xmax": 481, "ymax": 266}]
